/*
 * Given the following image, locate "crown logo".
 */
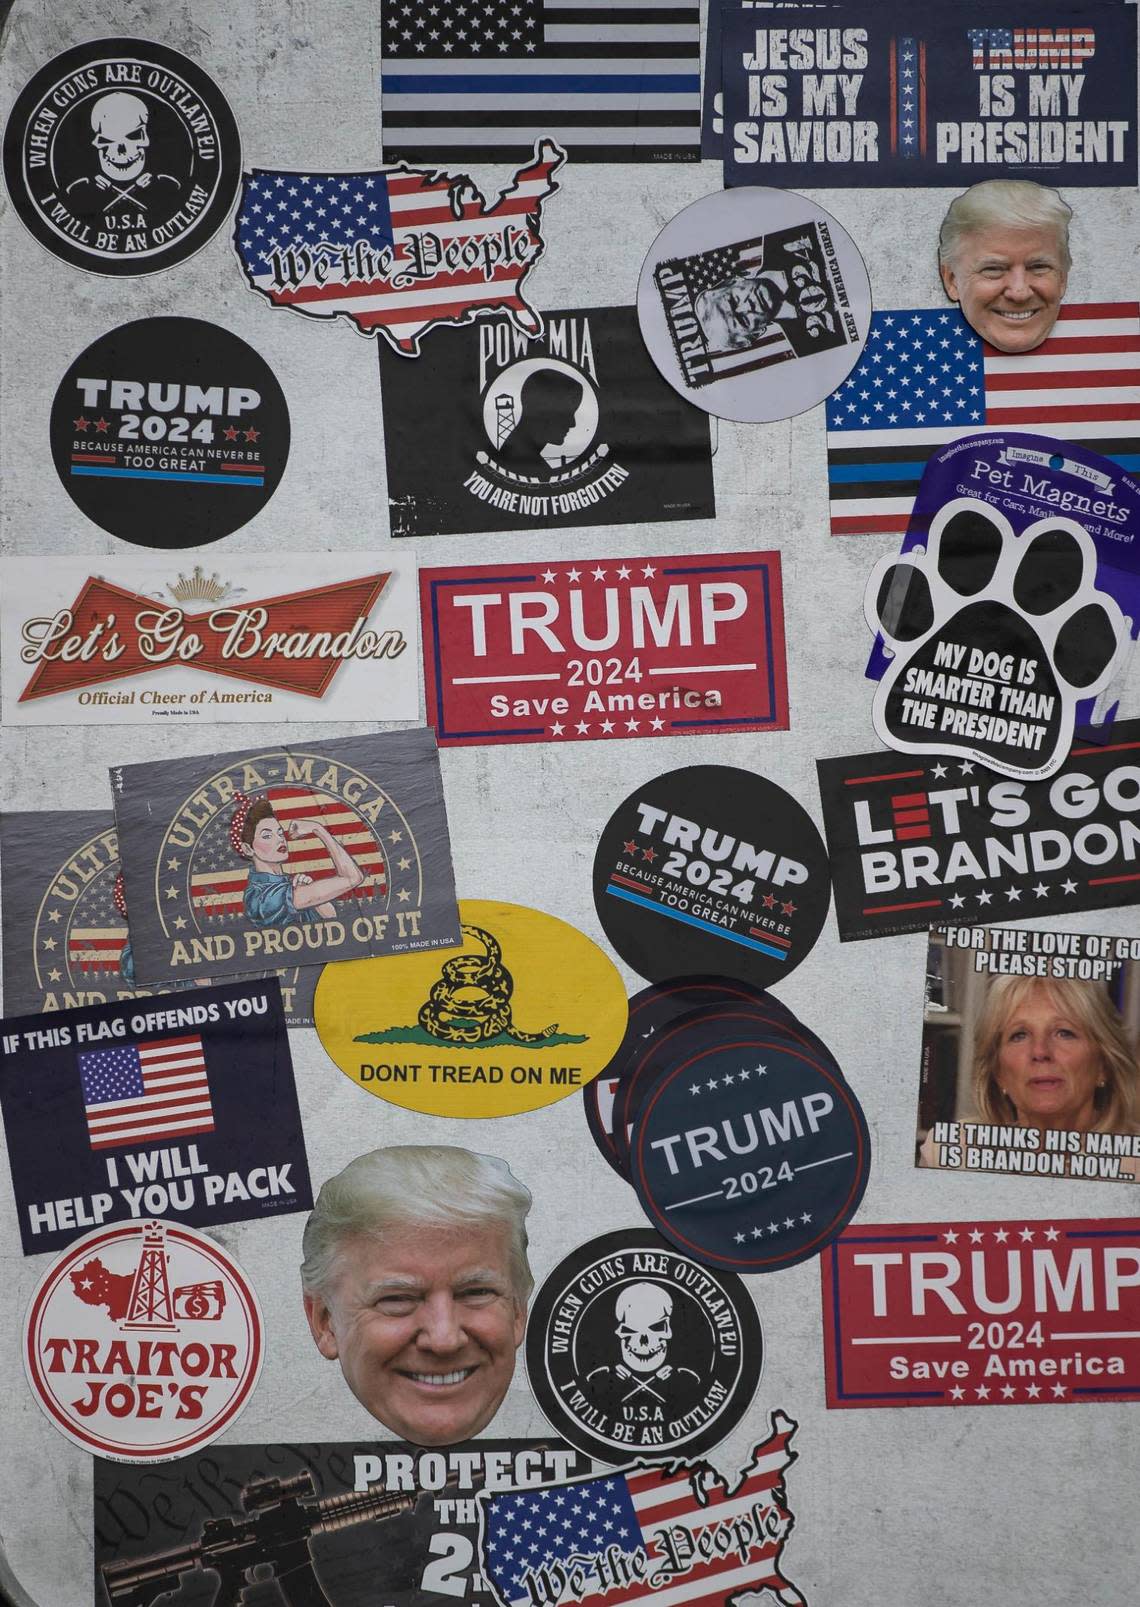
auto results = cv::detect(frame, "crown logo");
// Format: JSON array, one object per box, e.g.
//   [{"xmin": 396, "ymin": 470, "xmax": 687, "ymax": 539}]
[{"xmin": 167, "ymin": 566, "xmax": 230, "ymax": 605}]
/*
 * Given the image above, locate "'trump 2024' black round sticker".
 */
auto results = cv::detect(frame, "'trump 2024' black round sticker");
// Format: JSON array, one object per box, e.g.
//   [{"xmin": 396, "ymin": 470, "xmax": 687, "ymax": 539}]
[
  {"xmin": 50, "ymin": 318, "xmax": 289, "ymax": 548},
  {"xmin": 629, "ymin": 1005, "xmax": 870, "ymax": 1273},
  {"xmin": 592, "ymin": 765, "xmax": 830, "ymax": 989},
  {"xmin": 525, "ymin": 1228, "xmax": 762, "ymax": 1465},
  {"xmin": 3, "ymin": 38, "xmax": 240, "ymax": 276}
]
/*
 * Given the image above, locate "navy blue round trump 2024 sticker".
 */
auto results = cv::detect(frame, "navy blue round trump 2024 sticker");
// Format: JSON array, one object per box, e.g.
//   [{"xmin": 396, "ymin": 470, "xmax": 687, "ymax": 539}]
[{"xmin": 630, "ymin": 1006, "xmax": 870, "ymax": 1273}]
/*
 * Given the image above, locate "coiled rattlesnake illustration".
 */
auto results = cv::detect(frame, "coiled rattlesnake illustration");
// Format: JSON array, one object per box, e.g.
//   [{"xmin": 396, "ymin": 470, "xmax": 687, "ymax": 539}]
[{"xmin": 418, "ymin": 924, "xmax": 558, "ymax": 1045}]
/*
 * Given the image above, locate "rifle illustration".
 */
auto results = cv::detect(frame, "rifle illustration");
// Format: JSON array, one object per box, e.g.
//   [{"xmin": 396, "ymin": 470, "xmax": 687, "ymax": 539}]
[{"xmin": 99, "ymin": 1466, "xmax": 460, "ymax": 1607}]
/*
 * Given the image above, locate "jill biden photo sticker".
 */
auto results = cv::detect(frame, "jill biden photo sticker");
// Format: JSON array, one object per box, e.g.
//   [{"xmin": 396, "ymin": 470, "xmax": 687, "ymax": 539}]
[
  {"xmin": 917, "ymin": 924, "xmax": 1140, "ymax": 1186},
  {"xmin": 628, "ymin": 1003, "xmax": 870, "ymax": 1273},
  {"xmin": 816, "ymin": 722, "xmax": 1140, "ymax": 943},
  {"xmin": 23, "ymin": 1217, "xmax": 263, "ymax": 1462},
  {"xmin": 1, "ymin": 553, "xmax": 418, "ymax": 727},
  {"xmin": 0, "ymin": 978, "xmax": 311, "ymax": 1257},
  {"xmin": 636, "ymin": 184, "xmax": 872, "ymax": 423},
  {"xmin": 313, "ymin": 900, "xmax": 628, "ymax": 1118},
  {"xmin": 379, "ymin": 306, "xmax": 714, "ymax": 538},
  {"xmin": 3, "ymin": 38, "xmax": 241, "ymax": 276},
  {"xmin": 592, "ymin": 764, "xmax": 830, "ymax": 990},
  {"xmin": 109, "ymin": 730, "xmax": 460, "ymax": 986},
  {"xmin": 48, "ymin": 318, "xmax": 289, "ymax": 549},
  {"xmin": 821, "ymin": 1217, "xmax": 1140, "ymax": 1409},
  {"xmin": 420, "ymin": 552, "xmax": 788, "ymax": 747},
  {"xmin": 233, "ymin": 142, "xmax": 564, "ymax": 355},
  {"xmin": 94, "ymin": 1438, "xmax": 590, "ymax": 1607},
  {"xmin": 525, "ymin": 1227, "xmax": 762, "ymax": 1466},
  {"xmin": 865, "ymin": 436, "xmax": 1134, "ymax": 781}
]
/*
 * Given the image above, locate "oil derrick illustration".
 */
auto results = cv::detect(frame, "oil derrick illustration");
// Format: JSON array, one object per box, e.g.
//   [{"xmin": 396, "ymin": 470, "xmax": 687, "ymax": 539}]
[{"xmin": 122, "ymin": 1221, "xmax": 178, "ymax": 1331}]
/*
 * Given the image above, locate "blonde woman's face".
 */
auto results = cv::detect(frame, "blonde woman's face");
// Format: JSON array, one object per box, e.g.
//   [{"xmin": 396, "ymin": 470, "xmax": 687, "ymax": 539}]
[{"xmin": 996, "ymin": 989, "xmax": 1103, "ymax": 1130}]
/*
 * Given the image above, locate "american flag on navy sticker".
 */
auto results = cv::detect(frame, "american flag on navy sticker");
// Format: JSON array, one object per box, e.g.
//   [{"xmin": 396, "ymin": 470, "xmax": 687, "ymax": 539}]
[
  {"xmin": 380, "ymin": 0, "xmax": 701, "ymax": 164},
  {"xmin": 478, "ymin": 1411, "xmax": 807, "ymax": 1607},
  {"xmin": 826, "ymin": 302, "xmax": 1140, "ymax": 535},
  {"xmin": 79, "ymin": 1037, "xmax": 214, "ymax": 1152}
]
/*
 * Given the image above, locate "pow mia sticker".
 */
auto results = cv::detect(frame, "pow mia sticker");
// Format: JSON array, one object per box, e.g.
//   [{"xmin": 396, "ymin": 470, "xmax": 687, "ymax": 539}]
[
  {"xmin": 3, "ymin": 38, "xmax": 240, "ymax": 276},
  {"xmin": 525, "ymin": 1229, "xmax": 762, "ymax": 1465}
]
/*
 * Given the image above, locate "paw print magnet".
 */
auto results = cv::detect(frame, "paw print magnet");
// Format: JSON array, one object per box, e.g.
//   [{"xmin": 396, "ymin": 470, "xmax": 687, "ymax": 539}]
[{"xmin": 865, "ymin": 488, "xmax": 1129, "ymax": 782}]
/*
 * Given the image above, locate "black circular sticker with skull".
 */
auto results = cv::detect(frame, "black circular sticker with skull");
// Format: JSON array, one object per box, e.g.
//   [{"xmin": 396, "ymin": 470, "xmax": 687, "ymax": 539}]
[
  {"xmin": 525, "ymin": 1228, "xmax": 762, "ymax": 1465},
  {"xmin": 3, "ymin": 38, "xmax": 240, "ymax": 276}
]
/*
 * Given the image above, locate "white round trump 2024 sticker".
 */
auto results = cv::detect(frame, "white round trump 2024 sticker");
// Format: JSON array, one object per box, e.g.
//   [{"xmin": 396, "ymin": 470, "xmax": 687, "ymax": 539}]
[
  {"xmin": 24, "ymin": 1218, "xmax": 263, "ymax": 1462},
  {"xmin": 637, "ymin": 186, "xmax": 872, "ymax": 424}
]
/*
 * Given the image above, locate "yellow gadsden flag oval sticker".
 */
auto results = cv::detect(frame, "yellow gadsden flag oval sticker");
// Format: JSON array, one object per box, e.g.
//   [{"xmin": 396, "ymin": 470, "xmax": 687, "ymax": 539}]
[{"xmin": 314, "ymin": 900, "xmax": 628, "ymax": 1117}]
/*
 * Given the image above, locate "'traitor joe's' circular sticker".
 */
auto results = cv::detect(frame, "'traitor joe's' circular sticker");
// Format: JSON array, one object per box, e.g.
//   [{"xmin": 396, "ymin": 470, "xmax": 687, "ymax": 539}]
[
  {"xmin": 3, "ymin": 38, "xmax": 241, "ymax": 276},
  {"xmin": 592, "ymin": 765, "xmax": 830, "ymax": 990},
  {"xmin": 525, "ymin": 1229, "xmax": 762, "ymax": 1465},
  {"xmin": 629, "ymin": 1006, "xmax": 870, "ymax": 1273},
  {"xmin": 314, "ymin": 899, "xmax": 629, "ymax": 1118},
  {"xmin": 50, "ymin": 318, "xmax": 290, "ymax": 548},
  {"xmin": 636, "ymin": 185, "xmax": 872, "ymax": 424},
  {"xmin": 24, "ymin": 1218, "xmax": 263, "ymax": 1462}
]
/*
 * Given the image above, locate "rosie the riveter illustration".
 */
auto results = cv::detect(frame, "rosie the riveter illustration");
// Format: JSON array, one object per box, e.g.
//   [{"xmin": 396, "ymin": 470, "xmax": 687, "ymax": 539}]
[{"xmin": 229, "ymin": 791, "xmax": 364, "ymax": 929}]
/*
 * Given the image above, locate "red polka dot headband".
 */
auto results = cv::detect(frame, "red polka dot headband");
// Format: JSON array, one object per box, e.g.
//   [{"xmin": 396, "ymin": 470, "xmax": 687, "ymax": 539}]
[
  {"xmin": 112, "ymin": 872, "xmax": 127, "ymax": 919},
  {"xmin": 229, "ymin": 791, "xmax": 255, "ymax": 853}
]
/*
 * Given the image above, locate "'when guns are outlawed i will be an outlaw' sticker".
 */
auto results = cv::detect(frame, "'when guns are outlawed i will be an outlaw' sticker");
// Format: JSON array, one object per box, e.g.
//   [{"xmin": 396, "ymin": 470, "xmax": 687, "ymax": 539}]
[
  {"xmin": 525, "ymin": 1228, "xmax": 763, "ymax": 1465},
  {"xmin": 110, "ymin": 731, "xmax": 460, "ymax": 985},
  {"xmin": 419, "ymin": 553, "xmax": 788, "ymax": 746},
  {"xmin": 314, "ymin": 900, "xmax": 629, "ymax": 1118}
]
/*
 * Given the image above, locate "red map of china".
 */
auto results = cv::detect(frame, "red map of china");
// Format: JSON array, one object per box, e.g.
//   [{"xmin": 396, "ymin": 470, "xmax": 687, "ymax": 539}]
[{"xmin": 235, "ymin": 141, "xmax": 565, "ymax": 356}]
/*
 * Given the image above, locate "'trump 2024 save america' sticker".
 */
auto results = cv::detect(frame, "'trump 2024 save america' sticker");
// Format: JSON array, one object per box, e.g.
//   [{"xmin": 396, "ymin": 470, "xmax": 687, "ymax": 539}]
[
  {"xmin": 3, "ymin": 38, "xmax": 241, "ymax": 276},
  {"xmin": 24, "ymin": 1217, "xmax": 263, "ymax": 1461},
  {"xmin": 48, "ymin": 319, "xmax": 289, "ymax": 549},
  {"xmin": 110, "ymin": 732, "xmax": 460, "ymax": 986},
  {"xmin": 380, "ymin": 305, "xmax": 714, "ymax": 538},
  {"xmin": 314, "ymin": 900, "xmax": 628, "ymax": 1118},
  {"xmin": 593, "ymin": 765, "xmax": 830, "ymax": 988},
  {"xmin": 525, "ymin": 1229, "xmax": 762, "ymax": 1465},
  {"xmin": 822, "ymin": 1218, "xmax": 1140, "ymax": 1408},
  {"xmin": 420, "ymin": 553, "xmax": 788, "ymax": 746},
  {"xmin": 478, "ymin": 1410, "xmax": 807, "ymax": 1607},
  {"xmin": 816, "ymin": 721, "xmax": 1140, "ymax": 941}
]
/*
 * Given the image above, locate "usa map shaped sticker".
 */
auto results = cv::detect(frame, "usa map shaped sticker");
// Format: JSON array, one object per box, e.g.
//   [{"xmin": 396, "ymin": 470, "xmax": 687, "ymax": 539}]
[{"xmin": 233, "ymin": 141, "xmax": 565, "ymax": 354}]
